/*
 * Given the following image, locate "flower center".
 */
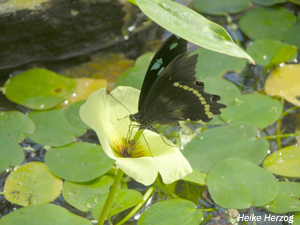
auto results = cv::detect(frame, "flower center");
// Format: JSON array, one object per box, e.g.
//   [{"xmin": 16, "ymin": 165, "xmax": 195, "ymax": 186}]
[{"xmin": 112, "ymin": 137, "xmax": 151, "ymax": 158}]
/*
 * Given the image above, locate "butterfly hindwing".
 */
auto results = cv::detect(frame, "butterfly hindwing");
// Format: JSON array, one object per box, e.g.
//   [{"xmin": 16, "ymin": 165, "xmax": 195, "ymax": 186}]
[
  {"xmin": 139, "ymin": 52, "xmax": 226, "ymax": 125},
  {"xmin": 139, "ymin": 35, "xmax": 187, "ymax": 111}
]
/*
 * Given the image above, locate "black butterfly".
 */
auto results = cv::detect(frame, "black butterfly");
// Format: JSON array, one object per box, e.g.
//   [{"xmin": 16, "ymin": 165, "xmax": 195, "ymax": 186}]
[{"xmin": 129, "ymin": 34, "xmax": 226, "ymax": 128}]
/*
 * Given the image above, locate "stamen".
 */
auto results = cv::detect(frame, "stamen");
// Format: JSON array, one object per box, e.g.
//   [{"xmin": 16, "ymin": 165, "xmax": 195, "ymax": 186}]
[{"xmin": 112, "ymin": 137, "xmax": 151, "ymax": 158}]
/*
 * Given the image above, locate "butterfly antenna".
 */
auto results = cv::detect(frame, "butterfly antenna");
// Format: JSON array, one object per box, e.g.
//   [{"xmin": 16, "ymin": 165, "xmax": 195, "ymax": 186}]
[{"xmin": 108, "ymin": 90, "xmax": 132, "ymax": 114}]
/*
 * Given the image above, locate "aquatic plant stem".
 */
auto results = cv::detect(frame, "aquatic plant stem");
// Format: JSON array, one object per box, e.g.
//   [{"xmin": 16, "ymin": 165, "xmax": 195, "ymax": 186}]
[
  {"xmin": 260, "ymin": 133, "xmax": 299, "ymax": 139},
  {"xmin": 97, "ymin": 169, "xmax": 124, "ymax": 225},
  {"xmin": 116, "ymin": 186, "xmax": 155, "ymax": 225},
  {"xmin": 153, "ymin": 182, "xmax": 179, "ymax": 198}
]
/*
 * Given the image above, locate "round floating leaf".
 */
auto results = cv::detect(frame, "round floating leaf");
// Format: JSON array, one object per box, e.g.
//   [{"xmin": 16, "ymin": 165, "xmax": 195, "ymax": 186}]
[
  {"xmin": 191, "ymin": 48, "xmax": 247, "ymax": 79},
  {"xmin": 181, "ymin": 170, "xmax": 207, "ymax": 186},
  {"xmin": 251, "ymin": 0, "xmax": 287, "ymax": 5},
  {"xmin": 263, "ymin": 145, "xmax": 300, "ymax": 177},
  {"xmin": 265, "ymin": 64, "xmax": 300, "ymax": 106},
  {"xmin": 0, "ymin": 138, "xmax": 24, "ymax": 173},
  {"xmin": 93, "ymin": 189, "xmax": 143, "ymax": 220},
  {"xmin": 114, "ymin": 52, "xmax": 154, "ymax": 89},
  {"xmin": 0, "ymin": 204, "xmax": 92, "ymax": 225},
  {"xmin": 294, "ymin": 213, "xmax": 300, "ymax": 224},
  {"xmin": 27, "ymin": 109, "xmax": 85, "ymax": 146},
  {"xmin": 4, "ymin": 68, "xmax": 76, "ymax": 110},
  {"xmin": 246, "ymin": 39, "xmax": 298, "ymax": 66},
  {"xmin": 64, "ymin": 100, "xmax": 89, "ymax": 129},
  {"xmin": 266, "ymin": 182, "xmax": 300, "ymax": 213},
  {"xmin": 207, "ymin": 158, "xmax": 278, "ymax": 209},
  {"xmin": 239, "ymin": 6, "xmax": 296, "ymax": 40},
  {"xmin": 284, "ymin": 14, "xmax": 300, "ymax": 51},
  {"xmin": 45, "ymin": 142, "xmax": 114, "ymax": 182},
  {"xmin": 183, "ymin": 123, "xmax": 269, "ymax": 173},
  {"xmin": 138, "ymin": 199, "xmax": 203, "ymax": 225},
  {"xmin": 136, "ymin": 0, "xmax": 254, "ymax": 63},
  {"xmin": 0, "ymin": 111, "xmax": 35, "ymax": 143},
  {"xmin": 193, "ymin": 0, "xmax": 250, "ymax": 15},
  {"xmin": 4, "ymin": 162, "xmax": 63, "ymax": 206},
  {"xmin": 63, "ymin": 175, "xmax": 115, "ymax": 212},
  {"xmin": 220, "ymin": 94, "xmax": 283, "ymax": 129},
  {"xmin": 201, "ymin": 78, "xmax": 240, "ymax": 105}
]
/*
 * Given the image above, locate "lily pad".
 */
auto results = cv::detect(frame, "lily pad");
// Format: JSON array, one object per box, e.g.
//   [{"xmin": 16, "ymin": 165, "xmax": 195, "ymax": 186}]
[
  {"xmin": 138, "ymin": 199, "xmax": 203, "ymax": 225},
  {"xmin": 201, "ymin": 78, "xmax": 240, "ymax": 105},
  {"xmin": 0, "ymin": 138, "xmax": 24, "ymax": 173},
  {"xmin": 0, "ymin": 204, "xmax": 92, "ymax": 225},
  {"xmin": 183, "ymin": 123, "xmax": 269, "ymax": 173},
  {"xmin": 207, "ymin": 158, "xmax": 278, "ymax": 209},
  {"xmin": 266, "ymin": 181, "xmax": 300, "ymax": 213},
  {"xmin": 181, "ymin": 170, "xmax": 207, "ymax": 186},
  {"xmin": 251, "ymin": 0, "xmax": 287, "ymax": 6},
  {"xmin": 4, "ymin": 162, "xmax": 63, "ymax": 206},
  {"xmin": 4, "ymin": 68, "xmax": 76, "ymax": 110},
  {"xmin": 246, "ymin": 39, "xmax": 298, "ymax": 66},
  {"xmin": 0, "ymin": 111, "xmax": 35, "ymax": 143},
  {"xmin": 93, "ymin": 189, "xmax": 143, "ymax": 219},
  {"xmin": 239, "ymin": 6, "xmax": 296, "ymax": 40},
  {"xmin": 136, "ymin": 0, "xmax": 254, "ymax": 63},
  {"xmin": 284, "ymin": 14, "xmax": 300, "ymax": 51},
  {"xmin": 193, "ymin": 0, "xmax": 250, "ymax": 16},
  {"xmin": 27, "ymin": 109, "xmax": 85, "ymax": 146},
  {"xmin": 64, "ymin": 100, "xmax": 89, "ymax": 129},
  {"xmin": 263, "ymin": 145, "xmax": 300, "ymax": 177},
  {"xmin": 220, "ymin": 93, "xmax": 283, "ymax": 129},
  {"xmin": 265, "ymin": 64, "xmax": 300, "ymax": 106},
  {"xmin": 191, "ymin": 48, "xmax": 247, "ymax": 79},
  {"xmin": 45, "ymin": 142, "xmax": 114, "ymax": 182},
  {"xmin": 63, "ymin": 175, "xmax": 115, "ymax": 212},
  {"xmin": 114, "ymin": 52, "xmax": 154, "ymax": 89}
]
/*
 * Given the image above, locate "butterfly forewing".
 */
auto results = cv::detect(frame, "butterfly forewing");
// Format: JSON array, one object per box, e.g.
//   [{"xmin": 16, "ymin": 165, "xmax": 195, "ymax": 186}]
[{"xmin": 139, "ymin": 35, "xmax": 187, "ymax": 111}]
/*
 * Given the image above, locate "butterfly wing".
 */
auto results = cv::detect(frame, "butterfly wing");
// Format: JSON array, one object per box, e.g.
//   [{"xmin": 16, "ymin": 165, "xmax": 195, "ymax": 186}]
[
  {"xmin": 139, "ymin": 53, "xmax": 226, "ymax": 125},
  {"xmin": 139, "ymin": 35, "xmax": 187, "ymax": 111}
]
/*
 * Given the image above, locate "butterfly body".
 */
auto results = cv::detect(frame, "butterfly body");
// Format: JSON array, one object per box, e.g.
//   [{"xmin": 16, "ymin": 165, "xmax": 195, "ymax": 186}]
[{"xmin": 130, "ymin": 35, "xmax": 226, "ymax": 128}]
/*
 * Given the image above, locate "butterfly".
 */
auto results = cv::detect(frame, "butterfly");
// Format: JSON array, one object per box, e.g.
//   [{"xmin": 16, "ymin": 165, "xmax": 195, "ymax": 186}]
[{"xmin": 129, "ymin": 34, "xmax": 226, "ymax": 128}]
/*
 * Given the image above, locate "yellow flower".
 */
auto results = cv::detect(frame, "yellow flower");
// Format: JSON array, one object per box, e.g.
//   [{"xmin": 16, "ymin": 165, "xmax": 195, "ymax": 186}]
[{"xmin": 80, "ymin": 86, "xmax": 192, "ymax": 186}]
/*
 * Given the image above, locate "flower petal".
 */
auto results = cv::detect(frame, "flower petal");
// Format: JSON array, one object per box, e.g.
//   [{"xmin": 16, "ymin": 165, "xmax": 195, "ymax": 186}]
[
  {"xmin": 154, "ymin": 149, "xmax": 193, "ymax": 184},
  {"xmin": 116, "ymin": 157, "xmax": 158, "ymax": 186}
]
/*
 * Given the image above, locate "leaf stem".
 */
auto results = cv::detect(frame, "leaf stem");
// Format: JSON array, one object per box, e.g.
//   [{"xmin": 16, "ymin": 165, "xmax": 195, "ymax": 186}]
[
  {"xmin": 97, "ymin": 169, "xmax": 124, "ymax": 225},
  {"xmin": 116, "ymin": 186, "xmax": 155, "ymax": 225},
  {"xmin": 260, "ymin": 133, "xmax": 299, "ymax": 140},
  {"xmin": 153, "ymin": 182, "xmax": 178, "ymax": 198}
]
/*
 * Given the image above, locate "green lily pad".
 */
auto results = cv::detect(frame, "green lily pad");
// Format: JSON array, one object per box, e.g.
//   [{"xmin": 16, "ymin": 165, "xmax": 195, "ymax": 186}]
[
  {"xmin": 220, "ymin": 94, "xmax": 283, "ymax": 129},
  {"xmin": 294, "ymin": 213, "xmax": 300, "ymax": 224},
  {"xmin": 136, "ymin": 0, "xmax": 254, "ymax": 63},
  {"xmin": 63, "ymin": 175, "xmax": 115, "ymax": 212},
  {"xmin": 239, "ymin": 6, "xmax": 296, "ymax": 40},
  {"xmin": 65, "ymin": 100, "xmax": 89, "ymax": 129},
  {"xmin": 246, "ymin": 39, "xmax": 298, "ymax": 66},
  {"xmin": 251, "ymin": 0, "xmax": 287, "ymax": 6},
  {"xmin": 181, "ymin": 169, "xmax": 207, "ymax": 186},
  {"xmin": 0, "ymin": 204, "xmax": 92, "ymax": 225},
  {"xmin": 138, "ymin": 199, "xmax": 203, "ymax": 225},
  {"xmin": 193, "ymin": 0, "xmax": 250, "ymax": 15},
  {"xmin": 183, "ymin": 123, "xmax": 269, "ymax": 173},
  {"xmin": 27, "ymin": 109, "xmax": 85, "ymax": 146},
  {"xmin": 114, "ymin": 52, "xmax": 154, "ymax": 89},
  {"xmin": 191, "ymin": 48, "xmax": 247, "ymax": 79},
  {"xmin": 0, "ymin": 111, "xmax": 35, "ymax": 143},
  {"xmin": 207, "ymin": 158, "xmax": 278, "ymax": 209},
  {"xmin": 45, "ymin": 142, "xmax": 114, "ymax": 182},
  {"xmin": 0, "ymin": 138, "xmax": 24, "ymax": 173},
  {"xmin": 263, "ymin": 145, "xmax": 300, "ymax": 177},
  {"xmin": 4, "ymin": 68, "xmax": 76, "ymax": 110},
  {"xmin": 266, "ymin": 181, "xmax": 300, "ymax": 213},
  {"xmin": 93, "ymin": 189, "xmax": 143, "ymax": 220},
  {"xmin": 284, "ymin": 14, "xmax": 300, "ymax": 51},
  {"xmin": 4, "ymin": 162, "xmax": 63, "ymax": 206},
  {"xmin": 201, "ymin": 78, "xmax": 240, "ymax": 105}
]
